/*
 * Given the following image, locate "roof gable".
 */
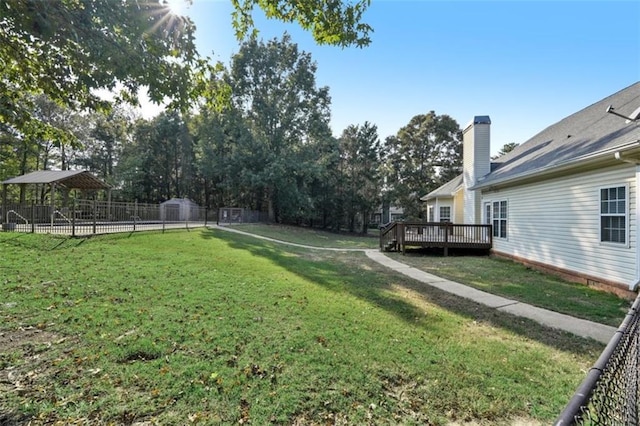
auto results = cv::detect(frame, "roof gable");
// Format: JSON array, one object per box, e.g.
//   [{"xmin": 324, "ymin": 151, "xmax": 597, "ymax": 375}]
[
  {"xmin": 2, "ymin": 170, "xmax": 110, "ymax": 190},
  {"xmin": 420, "ymin": 174, "xmax": 463, "ymax": 201},
  {"xmin": 477, "ymin": 82, "xmax": 640, "ymax": 188}
]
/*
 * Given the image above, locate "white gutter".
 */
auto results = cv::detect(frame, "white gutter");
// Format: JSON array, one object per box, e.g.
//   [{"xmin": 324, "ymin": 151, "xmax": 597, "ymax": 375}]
[{"xmin": 614, "ymin": 151, "xmax": 640, "ymax": 291}]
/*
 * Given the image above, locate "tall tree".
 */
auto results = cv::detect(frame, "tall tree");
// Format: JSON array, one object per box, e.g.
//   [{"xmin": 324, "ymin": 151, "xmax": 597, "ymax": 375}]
[
  {"xmin": 338, "ymin": 122, "xmax": 382, "ymax": 233},
  {"xmin": 0, "ymin": 0, "xmax": 209, "ymax": 141},
  {"xmin": 305, "ymin": 134, "xmax": 342, "ymax": 228},
  {"xmin": 28, "ymin": 95, "xmax": 86, "ymax": 172},
  {"xmin": 228, "ymin": 34, "xmax": 332, "ymax": 222},
  {"xmin": 193, "ymin": 105, "xmax": 259, "ymax": 210},
  {"xmin": 385, "ymin": 112, "xmax": 462, "ymax": 219},
  {"xmin": 118, "ymin": 111, "xmax": 195, "ymax": 203},
  {"xmin": 1, "ymin": 0, "xmax": 371, "ymax": 141},
  {"xmin": 74, "ymin": 108, "xmax": 133, "ymax": 186},
  {"xmin": 492, "ymin": 142, "xmax": 520, "ymax": 160}
]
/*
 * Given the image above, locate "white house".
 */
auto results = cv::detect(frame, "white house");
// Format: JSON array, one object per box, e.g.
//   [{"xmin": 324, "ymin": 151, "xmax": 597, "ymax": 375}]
[
  {"xmin": 421, "ymin": 174, "xmax": 463, "ymax": 223},
  {"xmin": 423, "ymin": 82, "xmax": 640, "ymax": 294}
]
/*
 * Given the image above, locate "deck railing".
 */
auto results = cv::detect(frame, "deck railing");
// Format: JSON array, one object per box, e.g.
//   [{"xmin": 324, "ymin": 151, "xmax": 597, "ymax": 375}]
[
  {"xmin": 379, "ymin": 222, "xmax": 399, "ymax": 251},
  {"xmin": 380, "ymin": 221, "xmax": 492, "ymax": 254}
]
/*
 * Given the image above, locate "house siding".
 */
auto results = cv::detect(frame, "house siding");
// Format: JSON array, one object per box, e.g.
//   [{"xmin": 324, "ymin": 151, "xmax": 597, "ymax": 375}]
[
  {"xmin": 483, "ymin": 164, "xmax": 637, "ymax": 287},
  {"xmin": 424, "ymin": 199, "xmax": 454, "ymax": 222},
  {"xmin": 463, "ymin": 120, "xmax": 491, "ymax": 224},
  {"xmin": 454, "ymin": 189, "xmax": 464, "ymax": 223}
]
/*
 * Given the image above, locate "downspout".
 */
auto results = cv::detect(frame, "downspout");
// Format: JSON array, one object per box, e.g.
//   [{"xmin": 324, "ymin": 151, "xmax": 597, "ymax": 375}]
[{"xmin": 614, "ymin": 151, "xmax": 640, "ymax": 291}]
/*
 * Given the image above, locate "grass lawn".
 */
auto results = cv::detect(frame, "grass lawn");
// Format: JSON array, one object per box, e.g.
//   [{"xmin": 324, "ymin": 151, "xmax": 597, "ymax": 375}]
[
  {"xmin": 0, "ymin": 229, "xmax": 605, "ymax": 424},
  {"xmin": 223, "ymin": 223, "xmax": 379, "ymax": 249},
  {"xmin": 389, "ymin": 250, "xmax": 630, "ymax": 327},
  {"xmin": 222, "ymin": 223, "xmax": 631, "ymax": 327}
]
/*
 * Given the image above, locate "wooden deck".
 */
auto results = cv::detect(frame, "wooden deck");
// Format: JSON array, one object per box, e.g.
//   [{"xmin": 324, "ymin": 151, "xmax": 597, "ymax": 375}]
[{"xmin": 380, "ymin": 222, "xmax": 492, "ymax": 255}]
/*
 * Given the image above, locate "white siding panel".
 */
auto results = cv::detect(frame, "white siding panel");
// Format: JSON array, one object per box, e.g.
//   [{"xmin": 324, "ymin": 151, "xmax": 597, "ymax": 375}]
[
  {"xmin": 484, "ymin": 165, "xmax": 637, "ymax": 286},
  {"xmin": 454, "ymin": 190, "xmax": 464, "ymax": 223}
]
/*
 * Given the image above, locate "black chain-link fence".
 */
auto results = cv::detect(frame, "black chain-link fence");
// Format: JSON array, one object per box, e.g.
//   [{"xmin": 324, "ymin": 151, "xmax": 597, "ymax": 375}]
[{"xmin": 555, "ymin": 294, "xmax": 640, "ymax": 425}]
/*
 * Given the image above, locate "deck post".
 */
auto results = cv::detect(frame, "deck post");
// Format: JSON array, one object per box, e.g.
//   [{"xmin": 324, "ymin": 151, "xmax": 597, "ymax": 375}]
[
  {"xmin": 398, "ymin": 222, "xmax": 405, "ymax": 254},
  {"xmin": 444, "ymin": 223, "xmax": 450, "ymax": 256}
]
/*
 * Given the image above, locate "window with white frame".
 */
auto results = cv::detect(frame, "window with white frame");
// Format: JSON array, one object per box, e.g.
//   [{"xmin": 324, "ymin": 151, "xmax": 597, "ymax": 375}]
[
  {"xmin": 484, "ymin": 203, "xmax": 492, "ymax": 225},
  {"xmin": 428, "ymin": 206, "xmax": 434, "ymax": 222},
  {"xmin": 439, "ymin": 206, "xmax": 451, "ymax": 222},
  {"xmin": 600, "ymin": 186, "xmax": 627, "ymax": 244},
  {"xmin": 492, "ymin": 200, "xmax": 507, "ymax": 238}
]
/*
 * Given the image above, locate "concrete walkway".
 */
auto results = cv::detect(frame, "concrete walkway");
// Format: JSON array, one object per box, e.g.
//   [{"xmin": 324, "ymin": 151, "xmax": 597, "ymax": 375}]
[
  {"xmin": 365, "ymin": 250, "xmax": 617, "ymax": 344},
  {"xmin": 211, "ymin": 225, "xmax": 617, "ymax": 344}
]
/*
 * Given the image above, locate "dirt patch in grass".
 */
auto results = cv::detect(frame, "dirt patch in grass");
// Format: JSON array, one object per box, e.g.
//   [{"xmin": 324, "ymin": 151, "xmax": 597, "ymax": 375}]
[
  {"xmin": 0, "ymin": 328, "xmax": 60, "ymax": 352},
  {"xmin": 0, "ymin": 327, "xmax": 79, "ymax": 422}
]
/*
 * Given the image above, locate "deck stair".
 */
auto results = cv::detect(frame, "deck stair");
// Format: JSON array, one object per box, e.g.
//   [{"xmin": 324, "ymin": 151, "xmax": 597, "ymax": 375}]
[{"xmin": 383, "ymin": 239, "xmax": 397, "ymax": 252}]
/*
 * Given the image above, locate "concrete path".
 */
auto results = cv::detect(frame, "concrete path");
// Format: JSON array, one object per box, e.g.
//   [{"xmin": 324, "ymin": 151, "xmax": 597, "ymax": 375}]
[
  {"xmin": 365, "ymin": 250, "xmax": 617, "ymax": 344},
  {"xmin": 211, "ymin": 225, "xmax": 618, "ymax": 344}
]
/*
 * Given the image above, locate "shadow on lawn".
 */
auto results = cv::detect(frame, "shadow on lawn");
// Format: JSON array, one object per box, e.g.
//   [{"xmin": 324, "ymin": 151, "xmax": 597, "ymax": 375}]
[{"xmin": 203, "ymin": 228, "xmax": 603, "ymax": 356}]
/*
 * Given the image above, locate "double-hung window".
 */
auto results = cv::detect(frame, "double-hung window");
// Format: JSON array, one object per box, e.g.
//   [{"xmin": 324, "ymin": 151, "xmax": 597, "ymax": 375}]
[
  {"xmin": 439, "ymin": 206, "xmax": 451, "ymax": 222},
  {"xmin": 600, "ymin": 186, "xmax": 627, "ymax": 244},
  {"xmin": 492, "ymin": 200, "xmax": 507, "ymax": 238}
]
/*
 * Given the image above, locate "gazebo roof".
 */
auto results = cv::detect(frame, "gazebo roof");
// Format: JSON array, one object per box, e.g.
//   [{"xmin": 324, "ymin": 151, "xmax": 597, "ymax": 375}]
[{"xmin": 2, "ymin": 170, "xmax": 110, "ymax": 190}]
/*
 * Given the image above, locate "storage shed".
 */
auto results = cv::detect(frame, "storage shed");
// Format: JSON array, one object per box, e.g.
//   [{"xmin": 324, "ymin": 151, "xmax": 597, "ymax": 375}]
[{"xmin": 159, "ymin": 198, "xmax": 199, "ymax": 222}]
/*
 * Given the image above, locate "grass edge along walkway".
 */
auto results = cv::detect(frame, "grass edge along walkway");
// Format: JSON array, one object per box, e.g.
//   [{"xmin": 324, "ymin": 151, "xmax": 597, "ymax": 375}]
[{"xmin": 212, "ymin": 225, "xmax": 617, "ymax": 344}]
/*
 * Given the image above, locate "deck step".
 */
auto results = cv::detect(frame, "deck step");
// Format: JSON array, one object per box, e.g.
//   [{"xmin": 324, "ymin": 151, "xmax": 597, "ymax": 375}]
[{"xmin": 383, "ymin": 239, "xmax": 398, "ymax": 252}]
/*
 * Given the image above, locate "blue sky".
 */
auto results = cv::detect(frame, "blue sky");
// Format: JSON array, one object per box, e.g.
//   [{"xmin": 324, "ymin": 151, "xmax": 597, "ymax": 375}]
[{"xmin": 174, "ymin": 0, "xmax": 640, "ymax": 155}]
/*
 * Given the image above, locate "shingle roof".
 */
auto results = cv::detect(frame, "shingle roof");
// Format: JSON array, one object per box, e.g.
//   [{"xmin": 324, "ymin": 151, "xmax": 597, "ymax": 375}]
[
  {"xmin": 474, "ymin": 81, "xmax": 640, "ymax": 189},
  {"xmin": 2, "ymin": 170, "xmax": 110, "ymax": 190},
  {"xmin": 420, "ymin": 174, "xmax": 463, "ymax": 201}
]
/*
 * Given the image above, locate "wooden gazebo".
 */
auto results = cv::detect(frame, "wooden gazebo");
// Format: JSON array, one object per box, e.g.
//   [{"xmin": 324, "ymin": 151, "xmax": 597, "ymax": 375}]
[{"xmin": 1, "ymin": 170, "xmax": 111, "ymax": 228}]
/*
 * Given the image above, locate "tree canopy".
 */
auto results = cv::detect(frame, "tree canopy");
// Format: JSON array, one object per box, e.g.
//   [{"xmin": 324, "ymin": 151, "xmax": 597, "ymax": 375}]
[
  {"xmin": 226, "ymin": 34, "xmax": 333, "ymax": 222},
  {"xmin": 231, "ymin": 0, "xmax": 372, "ymax": 48},
  {"xmin": 0, "ymin": 0, "xmax": 210, "ymax": 141},
  {"xmin": 0, "ymin": 0, "xmax": 372, "ymax": 142},
  {"xmin": 0, "ymin": 3, "xmax": 477, "ymax": 231},
  {"xmin": 384, "ymin": 112, "xmax": 462, "ymax": 218}
]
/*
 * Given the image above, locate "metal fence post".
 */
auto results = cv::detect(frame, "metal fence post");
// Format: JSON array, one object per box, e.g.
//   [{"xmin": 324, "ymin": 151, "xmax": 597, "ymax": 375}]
[
  {"xmin": 71, "ymin": 198, "xmax": 76, "ymax": 237},
  {"xmin": 30, "ymin": 201, "xmax": 35, "ymax": 233},
  {"xmin": 92, "ymin": 199, "xmax": 97, "ymax": 235}
]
